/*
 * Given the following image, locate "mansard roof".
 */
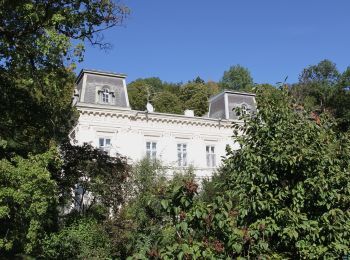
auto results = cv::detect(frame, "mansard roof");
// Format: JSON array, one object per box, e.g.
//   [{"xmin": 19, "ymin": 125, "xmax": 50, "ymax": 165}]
[{"xmin": 76, "ymin": 69, "xmax": 127, "ymax": 83}]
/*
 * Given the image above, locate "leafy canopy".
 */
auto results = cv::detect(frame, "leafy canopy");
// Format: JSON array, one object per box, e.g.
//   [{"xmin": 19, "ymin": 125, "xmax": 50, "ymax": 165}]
[
  {"xmin": 221, "ymin": 64, "xmax": 254, "ymax": 91},
  {"xmin": 0, "ymin": 0, "xmax": 129, "ymax": 155}
]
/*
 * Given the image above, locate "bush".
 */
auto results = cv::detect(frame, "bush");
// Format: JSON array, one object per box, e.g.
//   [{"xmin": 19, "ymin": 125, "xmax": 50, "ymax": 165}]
[{"xmin": 42, "ymin": 218, "xmax": 111, "ymax": 259}]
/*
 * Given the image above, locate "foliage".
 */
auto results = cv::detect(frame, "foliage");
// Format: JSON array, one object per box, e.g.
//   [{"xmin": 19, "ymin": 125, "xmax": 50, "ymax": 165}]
[
  {"xmin": 0, "ymin": 149, "xmax": 59, "ymax": 256},
  {"xmin": 221, "ymin": 86, "xmax": 350, "ymax": 258},
  {"xmin": 106, "ymin": 158, "xmax": 170, "ymax": 258},
  {"xmin": 179, "ymin": 82, "xmax": 210, "ymax": 116},
  {"xmin": 127, "ymin": 82, "xmax": 154, "ymax": 111},
  {"xmin": 138, "ymin": 86, "xmax": 350, "ymax": 259},
  {"xmin": 127, "ymin": 78, "xmax": 181, "ymax": 111},
  {"xmin": 153, "ymin": 91, "xmax": 183, "ymax": 114},
  {"xmin": 293, "ymin": 59, "xmax": 339, "ymax": 112},
  {"xmin": 0, "ymin": 0, "xmax": 129, "ymax": 156},
  {"xmin": 54, "ymin": 142, "xmax": 131, "ymax": 217},
  {"xmin": 42, "ymin": 218, "xmax": 112, "ymax": 259},
  {"xmin": 290, "ymin": 59, "xmax": 350, "ymax": 131},
  {"xmin": 206, "ymin": 80, "xmax": 221, "ymax": 96},
  {"xmin": 221, "ymin": 64, "xmax": 254, "ymax": 91}
]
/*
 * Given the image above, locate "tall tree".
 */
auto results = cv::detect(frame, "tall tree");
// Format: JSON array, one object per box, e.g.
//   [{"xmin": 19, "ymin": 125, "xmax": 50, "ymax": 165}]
[
  {"xmin": 0, "ymin": 1, "xmax": 130, "ymax": 257},
  {"xmin": 0, "ymin": 0, "xmax": 129, "ymax": 155},
  {"xmin": 295, "ymin": 59, "xmax": 340, "ymax": 111},
  {"xmin": 179, "ymin": 82, "xmax": 210, "ymax": 116},
  {"xmin": 153, "ymin": 91, "xmax": 183, "ymax": 114},
  {"xmin": 0, "ymin": 149, "xmax": 59, "ymax": 256},
  {"xmin": 148, "ymin": 86, "xmax": 350, "ymax": 259},
  {"xmin": 127, "ymin": 77, "xmax": 181, "ymax": 111},
  {"xmin": 54, "ymin": 142, "xmax": 131, "ymax": 217},
  {"xmin": 127, "ymin": 82, "xmax": 153, "ymax": 111},
  {"xmin": 221, "ymin": 64, "xmax": 254, "ymax": 91}
]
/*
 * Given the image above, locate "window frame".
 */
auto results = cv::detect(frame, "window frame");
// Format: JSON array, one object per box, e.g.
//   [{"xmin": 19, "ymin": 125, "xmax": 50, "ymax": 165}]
[
  {"xmin": 206, "ymin": 145, "xmax": 216, "ymax": 168},
  {"xmin": 146, "ymin": 141, "xmax": 157, "ymax": 160},
  {"xmin": 101, "ymin": 88, "xmax": 110, "ymax": 103},
  {"xmin": 177, "ymin": 143, "xmax": 188, "ymax": 167},
  {"xmin": 98, "ymin": 86, "xmax": 115, "ymax": 104},
  {"xmin": 99, "ymin": 137, "xmax": 112, "ymax": 154}
]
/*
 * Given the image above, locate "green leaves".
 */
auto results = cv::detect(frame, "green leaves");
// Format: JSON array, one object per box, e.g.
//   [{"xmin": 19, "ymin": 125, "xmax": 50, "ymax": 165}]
[
  {"xmin": 0, "ymin": 150, "xmax": 58, "ymax": 255},
  {"xmin": 221, "ymin": 86, "xmax": 350, "ymax": 258}
]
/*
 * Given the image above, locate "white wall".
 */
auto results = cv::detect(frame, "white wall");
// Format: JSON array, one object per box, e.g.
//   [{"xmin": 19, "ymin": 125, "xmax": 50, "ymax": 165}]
[{"xmin": 74, "ymin": 103, "xmax": 241, "ymax": 179}]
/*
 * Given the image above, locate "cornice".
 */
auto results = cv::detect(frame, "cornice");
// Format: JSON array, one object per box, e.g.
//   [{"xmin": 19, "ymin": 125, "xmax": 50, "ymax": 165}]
[{"xmin": 76, "ymin": 103, "xmax": 241, "ymax": 128}]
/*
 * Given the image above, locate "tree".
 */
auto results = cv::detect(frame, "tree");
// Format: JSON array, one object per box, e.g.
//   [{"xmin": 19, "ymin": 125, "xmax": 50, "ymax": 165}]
[
  {"xmin": 147, "ymin": 86, "xmax": 350, "ymax": 259},
  {"xmin": 42, "ymin": 218, "xmax": 112, "ymax": 259},
  {"xmin": 221, "ymin": 65, "xmax": 254, "ymax": 91},
  {"xmin": 153, "ymin": 91, "xmax": 183, "ymax": 114},
  {"xmin": 127, "ymin": 82, "xmax": 153, "ymax": 111},
  {"xmin": 193, "ymin": 76, "xmax": 205, "ymax": 84},
  {"xmin": 295, "ymin": 59, "xmax": 340, "ymax": 111},
  {"xmin": 206, "ymin": 80, "xmax": 221, "ymax": 96},
  {"xmin": 179, "ymin": 82, "xmax": 210, "ymax": 116},
  {"xmin": 0, "ymin": 0, "xmax": 131, "ymax": 258},
  {"xmin": 219, "ymin": 86, "xmax": 350, "ymax": 258},
  {"xmin": 0, "ymin": 0, "xmax": 129, "ymax": 156},
  {"xmin": 127, "ymin": 78, "xmax": 181, "ymax": 111},
  {"xmin": 54, "ymin": 142, "xmax": 131, "ymax": 217},
  {"xmin": 109, "ymin": 159, "xmax": 170, "ymax": 258},
  {"xmin": 0, "ymin": 149, "xmax": 58, "ymax": 256}
]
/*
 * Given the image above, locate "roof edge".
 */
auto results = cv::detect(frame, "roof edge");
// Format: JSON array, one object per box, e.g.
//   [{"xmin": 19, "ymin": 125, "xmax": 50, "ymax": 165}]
[
  {"xmin": 76, "ymin": 69, "xmax": 127, "ymax": 83},
  {"xmin": 209, "ymin": 90, "xmax": 255, "ymax": 102}
]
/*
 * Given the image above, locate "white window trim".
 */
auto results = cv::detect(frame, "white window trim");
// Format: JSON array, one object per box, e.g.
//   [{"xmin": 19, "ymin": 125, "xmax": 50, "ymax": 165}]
[
  {"xmin": 146, "ymin": 141, "xmax": 157, "ymax": 160},
  {"xmin": 98, "ymin": 137, "xmax": 112, "ymax": 154},
  {"xmin": 177, "ymin": 143, "xmax": 188, "ymax": 167},
  {"xmin": 206, "ymin": 145, "xmax": 216, "ymax": 168},
  {"xmin": 96, "ymin": 85, "xmax": 115, "ymax": 105}
]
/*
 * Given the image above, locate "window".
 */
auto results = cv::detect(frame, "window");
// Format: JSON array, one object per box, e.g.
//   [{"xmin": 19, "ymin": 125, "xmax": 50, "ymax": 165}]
[
  {"xmin": 98, "ymin": 87, "xmax": 115, "ymax": 104},
  {"xmin": 146, "ymin": 141, "xmax": 157, "ymax": 160},
  {"xmin": 206, "ymin": 145, "xmax": 216, "ymax": 167},
  {"xmin": 101, "ymin": 89, "xmax": 110, "ymax": 103},
  {"xmin": 177, "ymin": 143, "xmax": 187, "ymax": 167},
  {"xmin": 241, "ymin": 104, "xmax": 247, "ymax": 115},
  {"xmin": 99, "ymin": 137, "xmax": 111, "ymax": 154}
]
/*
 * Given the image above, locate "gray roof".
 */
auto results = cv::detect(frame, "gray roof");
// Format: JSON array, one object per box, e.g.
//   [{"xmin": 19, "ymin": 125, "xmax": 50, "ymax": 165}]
[
  {"xmin": 76, "ymin": 69, "xmax": 127, "ymax": 83},
  {"xmin": 209, "ymin": 90, "xmax": 255, "ymax": 102}
]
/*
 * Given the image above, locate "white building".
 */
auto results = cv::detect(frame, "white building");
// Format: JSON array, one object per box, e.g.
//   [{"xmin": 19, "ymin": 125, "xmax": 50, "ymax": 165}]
[{"xmin": 72, "ymin": 69, "xmax": 256, "ymax": 178}]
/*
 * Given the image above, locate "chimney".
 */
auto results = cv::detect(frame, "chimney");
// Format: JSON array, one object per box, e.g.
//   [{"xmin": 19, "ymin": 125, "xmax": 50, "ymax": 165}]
[{"xmin": 184, "ymin": 109, "xmax": 194, "ymax": 117}]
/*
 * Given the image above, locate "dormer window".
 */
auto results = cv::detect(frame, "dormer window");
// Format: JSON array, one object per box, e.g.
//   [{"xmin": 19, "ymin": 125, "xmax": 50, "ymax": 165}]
[
  {"xmin": 241, "ymin": 104, "xmax": 247, "ymax": 115},
  {"xmin": 102, "ymin": 89, "xmax": 109, "ymax": 103},
  {"xmin": 98, "ymin": 86, "xmax": 115, "ymax": 104}
]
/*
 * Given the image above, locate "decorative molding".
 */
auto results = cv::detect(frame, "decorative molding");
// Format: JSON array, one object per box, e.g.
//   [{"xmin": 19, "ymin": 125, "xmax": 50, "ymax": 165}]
[{"xmin": 77, "ymin": 104, "xmax": 240, "ymax": 129}]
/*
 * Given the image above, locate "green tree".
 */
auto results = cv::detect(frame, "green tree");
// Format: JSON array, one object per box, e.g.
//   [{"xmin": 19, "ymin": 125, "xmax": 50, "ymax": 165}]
[
  {"xmin": 0, "ymin": 149, "xmax": 58, "ymax": 256},
  {"xmin": 224, "ymin": 86, "xmax": 350, "ymax": 258},
  {"xmin": 42, "ymin": 218, "xmax": 112, "ymax": 259},
  {"xmin": 206, "ymin": 80, "xmax": 221, "ymax": 96},
  {"xmin": 153, "ymin": 91, "xmax": 183, "ymax": 114},
  {"xmin": 327, "ymin": 67, "xmax": 350, "ymax": 131},
  {"xmin": 179, "ymin": 82, "xmax": 210, "ymax": 116},
  {"xmin": 152, "ymin": 86, "xmax": 350, "ymax": 259},
  {"xmin": 127, "ymin": 78, "xmax": 181, "ymax": 111},
  {"xmin": 127, "ymin": 82, "xmax": 153, "ymax": 111},
  {"xmin": 0, "ymin": 0, "xmax": 129, "ymax": 156},
  {"xmin": 107, "ymin": 159, "xmax": 172, "ymax": 258},
  {"xmin": 0, "ymin": 1, "xmax": 130, "ymax": 258},
  {"xmin": 55, "ymin": 142, "xmax": 131, "ymax": 217},
  {"xmin": 295, "ymin": 59, "xmax": 340, "ymax": 111},
  {"xmin": 221, "ymin": 64, "xmax": 254, "ymax": 91}
]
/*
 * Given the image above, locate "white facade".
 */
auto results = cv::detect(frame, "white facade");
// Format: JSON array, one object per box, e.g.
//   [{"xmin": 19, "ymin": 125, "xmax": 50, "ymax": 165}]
[{"xmin": 72, "ymin": 69, "xmax": 256, "ymax": 178}]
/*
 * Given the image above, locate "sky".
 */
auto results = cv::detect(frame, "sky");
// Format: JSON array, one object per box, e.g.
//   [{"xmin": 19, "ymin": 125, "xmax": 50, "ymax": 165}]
[{"xmin": 76, "ymin": 0, "xmax": 350, "ymax": 85}]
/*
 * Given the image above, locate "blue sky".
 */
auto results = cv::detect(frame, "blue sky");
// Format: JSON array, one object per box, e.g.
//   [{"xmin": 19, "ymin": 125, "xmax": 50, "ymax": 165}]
[{"xmin": 76, "ymin": 0, "xmax": 350, "ymax": 85}]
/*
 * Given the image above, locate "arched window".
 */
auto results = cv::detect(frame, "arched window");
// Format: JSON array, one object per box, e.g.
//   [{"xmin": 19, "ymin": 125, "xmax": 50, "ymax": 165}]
[
  {"xmin": 102, "ymin": 88, "xmax": 110, "ymax": 103},
  {"xmin": 98, "ymin": 86, "xmax": 115, "ymax": 104}
]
